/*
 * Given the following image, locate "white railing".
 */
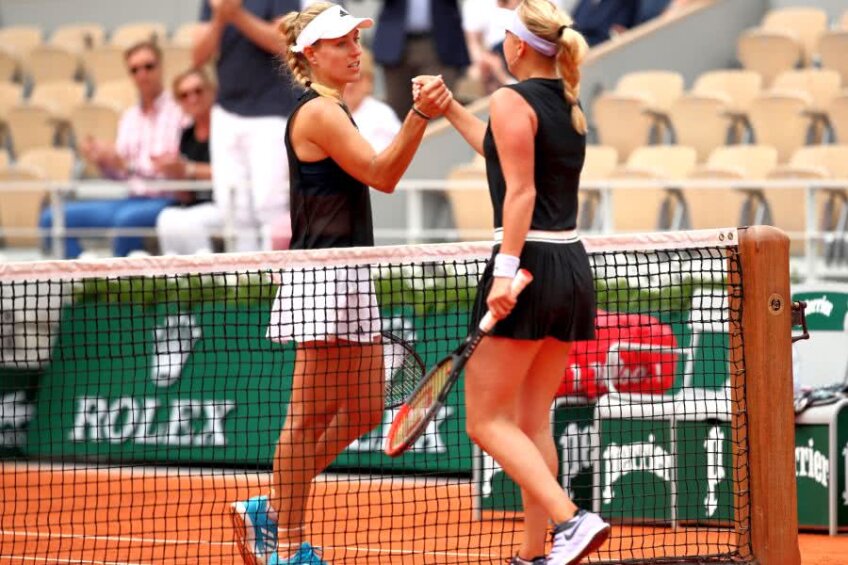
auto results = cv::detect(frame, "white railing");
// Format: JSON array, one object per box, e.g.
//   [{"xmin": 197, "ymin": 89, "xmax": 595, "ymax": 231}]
[{"xmin": 0, "ymin": 178, "xmax": 846, "ymax": 280}]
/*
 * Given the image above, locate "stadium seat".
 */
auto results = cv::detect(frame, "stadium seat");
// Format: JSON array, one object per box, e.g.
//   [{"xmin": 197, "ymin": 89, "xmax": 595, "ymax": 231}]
[
  {"xmin": 92, "ymin": 80, "xmax": 136, "ymax": 112},
  {"xmin": 28, "ymin": 81, "xmax": 87, "ymax": 145},
  {"xmin": 0, "ymin": 47, "xmax": 19, "ymax": 82},
  {"xmin": 771, "ymin": 145, "xmax": 848, "ymax": 179},
  {"xmin": 0, "ymin": 151, "xmax": 8, "ymax": 169},
  {"xmin": 592, "ymin": 93, "xmax": 653, "ymax": 162},
  {"xmin": 0, "ymin": 83, "xmax": 23, "ymax": 146},
  {"xmin": 444, "ymin": 160, "xmax": 491, "ymax": 241},
  {"xmin": 0, "ymin": 163, "xmax": 48, "ymax": 247},
  {"xmin": 668, "ymin": 93, "xmax": 732, "ymax": 162},
  {"xmin": 772, "ymin": 69, "xmax": 842, "ymax": 113},
  {"xmin": 615, "ymin": 70, "xmax": 684, "ymax": 140},
  {"xmin": 23, "ymin": 45, "xmax": 81, "ymax": 85},
  {"xmin": 842, "ymin": 9, "xmax": 848, "ymax": 29},
  {"xmin": 171, "ymin": 22, "xmax": 201, "ymax": 47},
  {"xmin": 6, "ymin": 105, "xmax": 57, "ymax": 157},
  {"xmin": 109, "ymin": 22, "xmax": 168, "ymax": 48},
  {"xmin": 81, "ymin": 45, "xmax": 128, "ymax": 86},
  {"xmin": 50, "ymin": 23, "xmax": 106, "ymax": 52},
  {"xmin": 737, "ymin": 29, "xmax": 802, "ymax": 87},
  {"xmin": 692, "ymin": 69, "xmax": 762, "ymax": 114},
  {"xmin": 578, "ymin": 145, "xmax": 619, "ymax": 232},
  {"xmin": 610, "ymin": 145, "xmax": 698, "ymax": 232},
  {"xmin": 18, "ymin": 146, "xmax": 77, "ymax": 182},
  {"xmin": 0, "ymin": 26, "xmax": 43, "ymax": 57},
  {"xmin": 162, "ymin": 45, "xmax": 193, "ymax": 87},
  {"xmin": 829, "ymin": 93, "xmax": 848, "ymax": 143},
  {"xmin": 761, "ymin": 7, "xmax": 828, "ymax": 66},
  {"xmin": 748, "ymin": 91, "xmax": 812, "ymax": 162},
  {"xmin": 687, "ymin": 145, "xmax": 779, "ymax": 230},
  {"xmin": 818, "ymin": 31, "xmax": 848, "ymax": 86}
]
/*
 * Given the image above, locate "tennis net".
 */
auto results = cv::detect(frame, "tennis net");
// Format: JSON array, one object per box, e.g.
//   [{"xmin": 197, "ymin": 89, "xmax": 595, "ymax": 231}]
[{"xmin": 0, "ymin": 228, "xmax": 795, "ymax": 564}]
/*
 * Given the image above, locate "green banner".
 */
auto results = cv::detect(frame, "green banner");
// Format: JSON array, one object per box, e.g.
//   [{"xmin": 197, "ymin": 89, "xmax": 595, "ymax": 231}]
[
  {"xmin": 0, "ymin": 369, "xmax": 38, "ymax": 457},
  {"xmin": 677, "ymin": 422, "xmax": 734, "ymax": 522},
  {"xmin": 795, "ymin": 424, "xmax": 831, "ymax": 528}
]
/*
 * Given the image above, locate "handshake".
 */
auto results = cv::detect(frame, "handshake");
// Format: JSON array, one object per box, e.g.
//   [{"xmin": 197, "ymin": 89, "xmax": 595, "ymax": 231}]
[{"xmin": 411, "ymin": 75, "xmax": 454, "ymax": 120}]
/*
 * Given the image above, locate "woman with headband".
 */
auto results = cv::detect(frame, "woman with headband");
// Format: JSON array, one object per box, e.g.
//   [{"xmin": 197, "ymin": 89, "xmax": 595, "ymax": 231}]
[
  {"xmin": 230, "ymin": 4, "xmax": 452, "ymax": 564},
  {"xmin": 417, "ymin": 0, "xmax": 609, "ymax": 563}
]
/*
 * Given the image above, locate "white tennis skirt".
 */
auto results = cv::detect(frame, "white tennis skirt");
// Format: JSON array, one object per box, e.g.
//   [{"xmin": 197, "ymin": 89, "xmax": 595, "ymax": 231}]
[{"xmin": 266, "ymin": 265, "xmax": 382, "ymax": 344}]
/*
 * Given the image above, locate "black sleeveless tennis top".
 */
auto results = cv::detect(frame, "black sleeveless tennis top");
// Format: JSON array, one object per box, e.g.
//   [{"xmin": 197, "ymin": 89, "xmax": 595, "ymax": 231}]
[
  {"xmin": 286, "ymin": 89, "xmax": 374, "ymax": 249},
  {"xmin": 483, "ymin": 78, "xmax": 586, "ymax": 231}
]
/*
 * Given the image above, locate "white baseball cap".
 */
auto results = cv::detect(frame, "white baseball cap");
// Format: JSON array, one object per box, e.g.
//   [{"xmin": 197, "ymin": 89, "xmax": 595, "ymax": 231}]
[{"xmin": 290, "ymin": 4, "xmax": 373, "ymax": 53}]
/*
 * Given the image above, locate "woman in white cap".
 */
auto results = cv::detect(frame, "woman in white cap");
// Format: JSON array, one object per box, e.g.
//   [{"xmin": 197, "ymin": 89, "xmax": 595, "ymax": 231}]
[
  {"xmin": 417, "ymin": 0, "xmax": 610, "ymax": 563},
  {"xmin": 230, "ymin": 3, "xmax": 452, "ymax": 565}
]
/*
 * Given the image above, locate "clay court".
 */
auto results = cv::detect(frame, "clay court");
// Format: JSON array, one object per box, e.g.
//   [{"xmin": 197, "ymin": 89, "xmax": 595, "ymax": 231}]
[{"xmin": 1, "ymin": 464, "xmax": 843, "ymax": 564}]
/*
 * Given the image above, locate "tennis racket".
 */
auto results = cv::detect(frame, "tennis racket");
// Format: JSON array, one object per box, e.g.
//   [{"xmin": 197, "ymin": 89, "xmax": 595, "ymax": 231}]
[
  {"xmin": 381, "ymin": 330, "xmax": 426, "ymax": 409},
  {"xmin": 384, "ymin": 269, "xmax": 533, "ymax": 457}
]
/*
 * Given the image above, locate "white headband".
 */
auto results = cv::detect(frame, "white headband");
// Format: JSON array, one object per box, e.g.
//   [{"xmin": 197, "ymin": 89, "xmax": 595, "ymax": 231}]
[
  {"xmin": 290, "ymin": 5, "xmax": 373, "ymax": 54},
  {"xmin": 505, "ymin": 9, "xmax": 559, "ymax": 57}
]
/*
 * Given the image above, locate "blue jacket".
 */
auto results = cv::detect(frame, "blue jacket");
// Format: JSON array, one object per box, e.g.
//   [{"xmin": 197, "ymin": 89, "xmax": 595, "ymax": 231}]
[{"xmin": 371, "ymin": 0, "xmax": 470, "ymax": 67}]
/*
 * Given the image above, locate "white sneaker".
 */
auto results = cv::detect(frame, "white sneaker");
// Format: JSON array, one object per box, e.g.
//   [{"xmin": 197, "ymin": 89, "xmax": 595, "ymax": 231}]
[{"xmin": 546, "ymin": 510, "xmax": 610, "ymax": 565}]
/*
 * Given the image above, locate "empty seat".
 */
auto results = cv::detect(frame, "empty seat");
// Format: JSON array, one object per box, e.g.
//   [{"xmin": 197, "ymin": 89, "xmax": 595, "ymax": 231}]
[
  {"xmin": 692, "ymin": 70, "xmax": 763, "ymax": 114},
  {"xmin": 737, "ymin": 29, "xmax": 802, "ymax": 86},
  {"xmin": 81, "ymin": 45, "xmax": 128, "ymax": 86},
  {"xmin": 592, "ymin": 94, "xmax": 653, "ymax": 162},
  {"xmin": 110, "ymin": 22, "xmax": 168, "ymax": 48},
  {"xmin": 50, "ymin": 23, "xmax": 106, "ymax": 52},
  {"xmin": 0, "ymin": 164, "xmax": 48, "ymax": 247},
  {"xmin": 830, "ymin": 93, "xmax": 848, "ymax": 143},
  {"xmin": 0, "ymin": 82, "xmax": 23, "ymax": 123},
  {"xmin": 772, "ymin": 69, "xmax": 842, "ymax": 113},
  {"xmin": 0, "ymin": 26, "xmax": 43, "ymax": 57},
  {"xmin": 162, "ymin": 45, "xmax": 193, "ymax": 87},
  {"xmin": 23, "ymin": 45, "xmax": 81, "ymax": 84},
  {"xmin": 579, "ymin": 145, "xmax": 619, "ymax": 232},
  {"xmin": 610, "ymin": 145, "xmax": 698, "ymax": 232},
  {"xmin": 18, "ymin": 146, "xmax": 77, "ymax": 182},
  {"xmin": 29, "ymin": 81, "xmax": 87, "ymax": 127},
  {"xmin": 771, "ymin": 145, "xmax": 848, "ymax": 179},
  {"xmin": 6, "ymin": 105, "xmax": 57, "ymax": 156},
  {"xmin": 616, "ymin": 70, "xmax": 685, "ymax": 114},
  {"xmin": 762, "ymin": 7, "xmax": 828, "ymax": 65},
  {"xmin": 748, "ymin": 91, "xmax": 812, "ymax": 162},
  {"xmin": 445, "ymin": 161, "xmax": 491, "ymax": 241},
  {"xmin": 92, "ymin": 80, "xmax": 136, "ymax": 112},
  {"xmin": 0, "ymin": 48, "xmax": 19, "ymax": 82},
  {"xmin": 819, "ymin": 31, "xmax": 848, "ymax": 85},
  {"xmin": 171, "ymin": 22, "xmax": 201, "ymax": 47},
  {"xmin": 668, "ymin": 94, "xmax": 732, "ymax": 162}
]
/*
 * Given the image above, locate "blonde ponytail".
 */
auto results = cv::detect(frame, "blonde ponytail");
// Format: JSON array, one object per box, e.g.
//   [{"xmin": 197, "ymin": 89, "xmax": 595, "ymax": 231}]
[
  {"xmin": 277, "ymin": 2, "xmax": 337, "ymax": 89},
  {"xmin": 518, "ymin": 0, "xmax": 590, "ymax": 135}
]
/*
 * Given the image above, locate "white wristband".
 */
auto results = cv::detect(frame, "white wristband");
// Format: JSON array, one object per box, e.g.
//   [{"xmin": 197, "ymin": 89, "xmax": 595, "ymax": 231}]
[{"xmin": 493, "ymin": 253, "xmax": 520, "ymax": 278}]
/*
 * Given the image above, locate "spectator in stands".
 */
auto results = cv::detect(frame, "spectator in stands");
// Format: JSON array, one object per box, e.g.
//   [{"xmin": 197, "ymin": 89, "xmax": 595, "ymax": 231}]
[
  {"xmin": 570, "ymin": 0, "xmax": 639, "ymax": 46},
  {"xmin": 38, "ymin": 40, "xmax": 185, "ymax": 259},
  {"xmin": 154, "ymin": 68, "xmax": 220, "ymax": 255},
  {"xmin": 370, "ymin": 0, "xmax": 471, "ymax": 118},
  {"xmin": 193, "ymin": 0, "xmax": 300, "ymax": 252},
  {"xmin": 343, "ymin": 49, "xmax": 402, "ymax": 152},
  {"xmin": 461, "ymin": 0, "xmax": 520, "ymax": 98}
]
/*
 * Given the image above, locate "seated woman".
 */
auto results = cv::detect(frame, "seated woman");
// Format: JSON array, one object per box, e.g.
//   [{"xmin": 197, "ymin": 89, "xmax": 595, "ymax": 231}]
[{"xmin": 154, "ymin": 68, "xmax": 219, "ymax": 255}]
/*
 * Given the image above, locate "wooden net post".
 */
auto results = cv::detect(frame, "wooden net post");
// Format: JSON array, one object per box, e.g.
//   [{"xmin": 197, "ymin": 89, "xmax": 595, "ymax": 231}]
[{"xmin": 731, "ymin": 225, "xmax": 801, "ymax": 565}]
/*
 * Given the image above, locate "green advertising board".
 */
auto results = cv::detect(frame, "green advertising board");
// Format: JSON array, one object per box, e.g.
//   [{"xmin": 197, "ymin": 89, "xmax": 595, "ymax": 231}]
[
  {"xmin": 22, "ymin": 298, "xmax": 475, "ymax": 473},
  {"xmin": 0, "ymin": 369, "xmax": 38, "ymax": 457},
  {"xmin": 677, "ymin": 421, "xmax": 734, "ymax": 523}
]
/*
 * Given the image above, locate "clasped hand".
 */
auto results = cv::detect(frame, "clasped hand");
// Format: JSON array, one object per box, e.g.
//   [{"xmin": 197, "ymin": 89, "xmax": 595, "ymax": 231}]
[{"xmin": 411, "ymin": 75, "xmax": 453, "ymax": 119}]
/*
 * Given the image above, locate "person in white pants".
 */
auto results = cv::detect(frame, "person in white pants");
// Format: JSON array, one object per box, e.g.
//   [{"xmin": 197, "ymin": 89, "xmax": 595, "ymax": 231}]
[{"xmin": 193, "ymin": 0, "xmax": 308, "ymax": 252}]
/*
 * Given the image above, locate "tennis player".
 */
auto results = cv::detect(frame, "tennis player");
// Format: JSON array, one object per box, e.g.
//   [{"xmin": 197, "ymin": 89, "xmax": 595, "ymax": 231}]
[
  {"xmin": 420, "ymin": 0, "xmax": 610, "ymax": 563},
  {"xmin": 229, "ymin": 3, "xmax": 452, "ymax": 565}
]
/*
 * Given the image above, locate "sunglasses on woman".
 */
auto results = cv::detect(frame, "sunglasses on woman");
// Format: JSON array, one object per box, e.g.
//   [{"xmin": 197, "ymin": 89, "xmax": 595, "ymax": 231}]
[{"xmin": 178, "ymin": 86, "xmax": 206, "ymax": 100}]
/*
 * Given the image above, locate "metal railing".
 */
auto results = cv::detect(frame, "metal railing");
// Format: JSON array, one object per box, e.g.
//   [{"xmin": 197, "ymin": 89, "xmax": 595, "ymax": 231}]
[{"xmin": 0, "ymin": 177, "xmax": 846, "ymax": 280}]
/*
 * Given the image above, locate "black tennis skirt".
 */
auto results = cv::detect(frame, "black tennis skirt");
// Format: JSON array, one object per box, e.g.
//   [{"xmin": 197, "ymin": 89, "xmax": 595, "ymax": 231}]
[{"xmin": 470, "ymin": 240, "xmax": 596, "ymax": 342}]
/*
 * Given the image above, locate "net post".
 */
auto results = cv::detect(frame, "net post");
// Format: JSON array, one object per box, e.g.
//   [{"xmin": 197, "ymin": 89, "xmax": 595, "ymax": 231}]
[{"xmin": 732, "ymin": 225, "xmax": 801, "ymax": 565}]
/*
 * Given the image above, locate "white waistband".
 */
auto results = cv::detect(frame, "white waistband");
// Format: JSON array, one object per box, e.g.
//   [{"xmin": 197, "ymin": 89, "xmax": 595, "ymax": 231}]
[{"xmin": 494, "ymin": 228, "xmax": 579, "ymax": 244}]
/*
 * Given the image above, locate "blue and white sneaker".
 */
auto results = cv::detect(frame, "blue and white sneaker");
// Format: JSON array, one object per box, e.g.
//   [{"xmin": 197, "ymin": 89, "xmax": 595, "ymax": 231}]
[
  {"xmin": 269, "ymin": 542, "xmax": 328, "ymax": 564},
  {"xmin": 231, "ymin": 496, "xmax": 278, "ymax": 565},
  {"xmin": 546, "ymin": 510, "xmax": 610, "ymax": 565}
]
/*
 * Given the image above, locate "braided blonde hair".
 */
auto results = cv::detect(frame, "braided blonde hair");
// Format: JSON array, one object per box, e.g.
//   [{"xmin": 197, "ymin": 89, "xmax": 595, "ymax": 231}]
[
  {"xmin": 518, "ymin": 0, "xmax": 589, "ymax": 135},
  {"xmin": 277, "ymin": 1, "xmax": 338, "ymax": 96}
]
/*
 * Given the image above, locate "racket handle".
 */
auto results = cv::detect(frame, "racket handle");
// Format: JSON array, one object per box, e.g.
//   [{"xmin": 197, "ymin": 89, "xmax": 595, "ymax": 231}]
[{"xmin": 479, "ymin": 268, "xmax": 534, "ymax": 333}]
